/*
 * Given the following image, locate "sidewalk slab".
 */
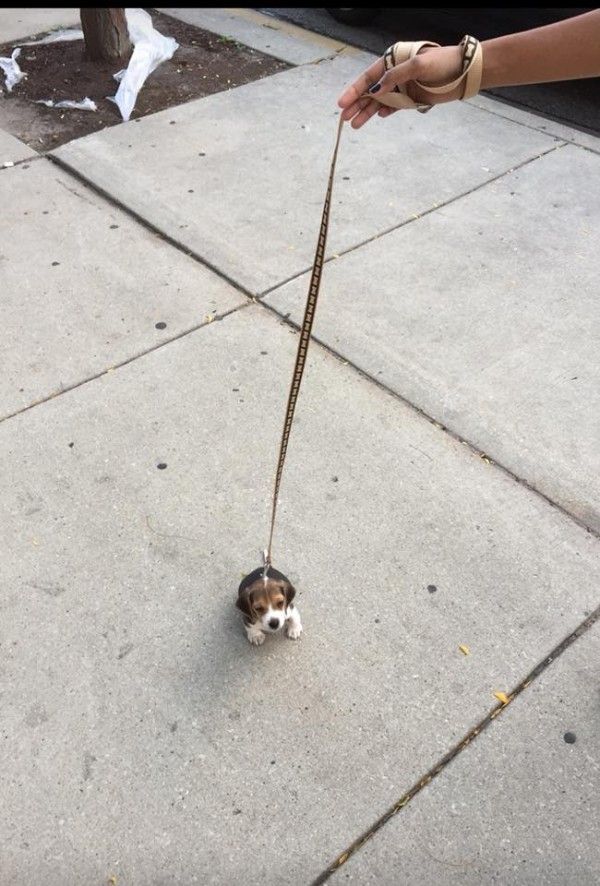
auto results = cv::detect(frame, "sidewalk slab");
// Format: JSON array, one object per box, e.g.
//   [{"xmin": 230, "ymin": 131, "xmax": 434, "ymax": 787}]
[
  {"xmin": 266, "ymin": 143, "xmax": 600, "ymax": 532},
  {"xmin": 0, "ymin": 128, "xmax": 36, "ymax": 164},
  {"xmin": 52, "ymin": 52, "xmax": 559, "ymax": 295},
  {"xmin": 0, "ymin": 158, "xmax": 244, "ymax": 419},
  {"xmin": 470, "ymin": 94, "xmax": 600, "ymax": 155},
  {"xmin": 157, "ymin": 7, "xmax": 349, "ymax": 65},
  {"xmin": 331, "ymin": 620, "xmax": 600, "ymax": 885},
  {"xmin": 0, "ymin": 8, "xmax": 78, "ymax": 43},
  {"xmin": 1, "ymin": 304, "xmax": 599, "ymax": 884}
]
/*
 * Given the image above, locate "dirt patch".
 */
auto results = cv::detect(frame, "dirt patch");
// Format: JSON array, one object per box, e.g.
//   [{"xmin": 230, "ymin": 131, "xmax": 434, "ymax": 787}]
[{"xmin": 0, "ymin": 10, "xmax": 290, "ymax": 151}]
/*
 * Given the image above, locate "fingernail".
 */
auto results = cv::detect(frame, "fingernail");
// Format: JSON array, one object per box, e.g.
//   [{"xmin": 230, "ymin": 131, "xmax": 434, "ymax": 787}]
[{"xmin": 368, "ymin": 82, "xmax": 381, "ymax": 94}]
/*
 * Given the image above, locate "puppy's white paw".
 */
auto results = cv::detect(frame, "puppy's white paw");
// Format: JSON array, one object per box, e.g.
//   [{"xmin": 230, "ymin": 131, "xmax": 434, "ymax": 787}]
[
  {"xmin": 247, "ymin": 629, "xmax": 265, "ymax": 646},
  {"xmin": 286, "ymin": 624, "xmax": 302, "ymax": 640}
]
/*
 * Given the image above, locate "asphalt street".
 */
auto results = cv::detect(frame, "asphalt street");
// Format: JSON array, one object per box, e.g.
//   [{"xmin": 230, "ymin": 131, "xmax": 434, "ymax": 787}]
[{"xmin": 258, "ymin": 7, "xmax": 600, "ymax": 134}]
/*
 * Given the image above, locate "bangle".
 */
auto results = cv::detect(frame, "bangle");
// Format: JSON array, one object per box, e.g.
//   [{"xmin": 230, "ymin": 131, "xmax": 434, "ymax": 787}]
[
  {"xmin": 412, "ymin": 34, "xmax": 483, "ymax": 99},
  {"xmin": 375, "ymin": 40, "xmax": 441, "ymax": 113},
  {"xmin": 458, "ymin": 35, "xmax": 483, "ymax": 99},
  {"xmin": 366, "ymin": 35, "xmax": 483, "ymax": 113}
]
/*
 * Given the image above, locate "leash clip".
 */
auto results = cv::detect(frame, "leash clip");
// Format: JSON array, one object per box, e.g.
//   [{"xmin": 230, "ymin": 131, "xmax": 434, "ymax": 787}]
[{"xmin": 262, "ymin": 548, "xmax": 271, "ymax": 580}]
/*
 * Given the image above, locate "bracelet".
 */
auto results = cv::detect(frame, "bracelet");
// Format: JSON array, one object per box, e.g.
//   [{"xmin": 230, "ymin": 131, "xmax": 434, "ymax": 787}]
[
  {"xmin": 414, "ymin": 35, "xmax": 482, "ymax": 99},
  {"xmin": 458, "ymin": 34, "xmax": 483, "ymax": 99},
  {"xmin": 368, "ymin": 35, "xmax": 483, "ymax": 112},
  {"xmin": 374, "ymin": 40, "xmax": 442, "ymax": 113}
]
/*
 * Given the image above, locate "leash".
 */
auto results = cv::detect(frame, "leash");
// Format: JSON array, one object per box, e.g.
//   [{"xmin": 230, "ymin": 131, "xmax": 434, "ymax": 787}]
[
  {"xmin": 262, "ymin": 115, "xmax": 344, "ymax": 574},
  {"xmin": 253, "ymin": 35, "xmax": 483, "ymax": 577}
]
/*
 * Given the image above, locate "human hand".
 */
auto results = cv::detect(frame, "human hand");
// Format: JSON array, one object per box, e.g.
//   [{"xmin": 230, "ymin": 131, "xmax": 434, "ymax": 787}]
[{"xmin": 337, "ymin": 44, "xmax": 464, "ymax": 128}]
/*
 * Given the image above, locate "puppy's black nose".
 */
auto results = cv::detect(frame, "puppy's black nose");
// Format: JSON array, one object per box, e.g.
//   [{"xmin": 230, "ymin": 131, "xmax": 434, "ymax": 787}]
[{"xmin": 268, "ymin": 618, "xmax": 279, "ymax": 630}]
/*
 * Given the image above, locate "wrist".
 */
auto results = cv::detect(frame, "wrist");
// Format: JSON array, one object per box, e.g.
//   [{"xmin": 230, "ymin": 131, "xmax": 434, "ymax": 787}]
[
  {"xmin": 415, "ymin": 36, "xmax": 483, "ymax": 101},
  {"xmin": 480, "ymin": 37, "xmax": 505, "ymax": 89}
]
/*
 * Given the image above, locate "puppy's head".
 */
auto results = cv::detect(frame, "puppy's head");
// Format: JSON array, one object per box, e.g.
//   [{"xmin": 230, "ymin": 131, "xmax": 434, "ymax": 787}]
[{"xmin": 237, "ymin": 569, "xmax": 295, "ymax": 633}]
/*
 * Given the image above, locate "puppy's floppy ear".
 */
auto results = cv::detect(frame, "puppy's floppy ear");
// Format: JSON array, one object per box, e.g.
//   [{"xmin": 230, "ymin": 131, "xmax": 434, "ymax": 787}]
[
  {"xmin": 282, "ymin": 581, "xmax": 296, "ymax": 607},
  {"xmin": 236, "ymin": 587, "xmax": 254, "ymax": 619}
]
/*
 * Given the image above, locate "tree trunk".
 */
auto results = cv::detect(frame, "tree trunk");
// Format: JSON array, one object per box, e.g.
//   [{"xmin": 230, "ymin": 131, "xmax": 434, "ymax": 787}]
[{"xmin": 80, "ymin": 8, "xmax": 131, "ymax": 62}]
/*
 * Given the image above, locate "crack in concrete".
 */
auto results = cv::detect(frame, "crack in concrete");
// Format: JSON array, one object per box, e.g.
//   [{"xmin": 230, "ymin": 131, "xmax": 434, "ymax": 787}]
[
  {"xmin": 55, "ymin": 176, "xmax": 99, "ymax": 206},
  {"xmin": 258, "ymin": 141, "xmax": 567, "ymax": 298},
  {"xmin": 310, "ymin": 603, "xmax": 600, "ymax": 885},
  {"xmin": 47, "ymin": 153, "xmax": 257, "ymax": 300},
  {"xmin": 469, "ymin": 93, "xmax": 600, "ymax": 150},
  {"xmin": 258, "ymin": 297, "xmax": 600, "ymax": 541},
  {"xmin": 0, "ymin": 303, "xmax": 249, "ymax": 425},
  {"xmin": 0, "ymin": 154, "xmax": 43, "ymax": 171}
]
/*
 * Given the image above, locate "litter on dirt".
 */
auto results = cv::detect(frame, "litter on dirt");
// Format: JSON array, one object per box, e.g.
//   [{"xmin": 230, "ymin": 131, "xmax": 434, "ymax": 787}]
[
  {"xmin": 35, "ymin": 97, "xmax": 97, "ymax": 111},
  {"xmin": 0, "ymin": 47, "xmax": 25, "ymax": 91}
]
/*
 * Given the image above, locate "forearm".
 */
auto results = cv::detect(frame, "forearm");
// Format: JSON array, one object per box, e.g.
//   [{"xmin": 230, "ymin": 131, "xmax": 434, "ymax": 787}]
[{"xmin": 481, "ymin": 10, "xmax": 600, "ymax": 89}]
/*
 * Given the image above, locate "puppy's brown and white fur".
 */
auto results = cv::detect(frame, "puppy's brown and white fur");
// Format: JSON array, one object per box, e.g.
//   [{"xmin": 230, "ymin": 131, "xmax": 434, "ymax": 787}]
[{"xmin": 236, "ymin": 566, "xmax": 302, "ymax": 646}]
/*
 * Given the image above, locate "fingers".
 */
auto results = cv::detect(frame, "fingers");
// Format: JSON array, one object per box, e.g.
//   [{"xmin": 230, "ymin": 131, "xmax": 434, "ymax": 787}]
[
  {"xmin": 337, "ymin": 57, "xmax": 385, "ymax": 109},
  {"xmin": 369, "ymin": 55, "xmax": 422, "ymax": 98},
  {"xmin": 340, "ymin": 94, "xmax": 371, "ymax": 123},
  {"xmin": 337, "ymin": 53, "xmax": 425, "ymax": 128},
  {"xmin": 339, "ymin": 92, "xmax": 400, "ymax": 128},
  {"xmin": 337, "ymin": 54, "xmax": 422, "ymax": 127},
  {"xmin": 349, "ymin": 99, "xmax": 382, "ymax": 130}
]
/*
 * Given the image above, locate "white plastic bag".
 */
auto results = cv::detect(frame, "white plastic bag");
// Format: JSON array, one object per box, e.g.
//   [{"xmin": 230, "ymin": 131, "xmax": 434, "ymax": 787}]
[
  {"xmin": 0, "ymin": 48, "xmax": 25, "ymax": 92},
  {"xmin": 110, "ymin": 8, "xmax": 178, "ymax": 122},
  {"xmin": 35, "ymin": 97, "xmax": 97, "ymax": 111}
]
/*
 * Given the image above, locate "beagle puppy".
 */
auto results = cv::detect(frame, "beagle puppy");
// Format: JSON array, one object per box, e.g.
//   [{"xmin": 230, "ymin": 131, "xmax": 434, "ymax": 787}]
[{"xmin": 236, "ymin": 566, "xmax": 302, "ymax": 646}]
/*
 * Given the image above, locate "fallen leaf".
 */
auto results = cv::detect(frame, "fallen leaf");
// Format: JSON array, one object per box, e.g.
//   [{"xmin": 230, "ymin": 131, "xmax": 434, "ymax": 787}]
[
  {"xmin": 458, "ymin": 644, "xmax": 470, "ymax": 656},
  {"xmin": 494, "ymin": 691, "xmax": 509, "ymax": 705}
]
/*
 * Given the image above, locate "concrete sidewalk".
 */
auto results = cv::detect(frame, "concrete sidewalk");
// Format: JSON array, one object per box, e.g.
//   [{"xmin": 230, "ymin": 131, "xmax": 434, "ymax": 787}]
[
  {"xmin": 52, "ymin": 42, "xmax": 600, "ymax": 534},
  {"xmin": 1, "ymin": 7, "xmax": 599, "ymax": 885},
  {"xmin": 0, "ymin": 7, "xmax": 78, "ymax": 43}
]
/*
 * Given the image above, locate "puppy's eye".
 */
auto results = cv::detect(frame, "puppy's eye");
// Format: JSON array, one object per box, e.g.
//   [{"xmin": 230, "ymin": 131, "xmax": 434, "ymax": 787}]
[
  {"xmin": 275, "ymin": 600, "xmax": 285, "ymax": 609},
  {"xmin": 254, "ymin": 605, "xmax": 266, "ymax": 615}
]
